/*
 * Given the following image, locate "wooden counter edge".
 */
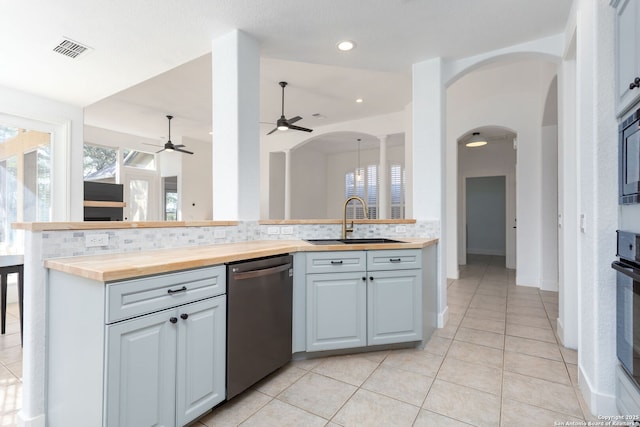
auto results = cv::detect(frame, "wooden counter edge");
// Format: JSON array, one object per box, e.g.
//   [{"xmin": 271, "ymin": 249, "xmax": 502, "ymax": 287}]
[{"xmin": 44, "ymin": 238, "xmax": 438, "ymax": 282}]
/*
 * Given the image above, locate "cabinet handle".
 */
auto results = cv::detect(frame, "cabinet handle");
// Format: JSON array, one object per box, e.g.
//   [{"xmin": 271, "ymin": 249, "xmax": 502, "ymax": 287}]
[
  {"xmin": 169, "ymin": 317, "xmax": 178, "ymax": 324},
  {"xmin": 389, "ymin": 258, "xmax": 402, "ymax": 263},
  {"xmin": 630, "ymin": 77, "xmax": 640, "ymax": 90},
  {"xmin": 369, "ymin": 276, "xmax": 374, "ymax": 281},
  {"xmin": 362, "ymin": 277, "xmax": 366, "ymax": 281},
  {"xmin": 180, "ymin": 313, "xmax": 189, "ymax": 320},
  {"xmin": 167, "ymin": 286, "xmax": 187, "ymax": 294},
  {"xmin": 330, "ymin": 260, "xmax": 343, "ymax": 265}
]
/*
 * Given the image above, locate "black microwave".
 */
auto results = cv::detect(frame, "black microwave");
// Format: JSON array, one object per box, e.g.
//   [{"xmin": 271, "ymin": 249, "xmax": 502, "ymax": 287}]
[{"xmin": 620, "ymin": 108, "xmax": 640, "ymax": 204}]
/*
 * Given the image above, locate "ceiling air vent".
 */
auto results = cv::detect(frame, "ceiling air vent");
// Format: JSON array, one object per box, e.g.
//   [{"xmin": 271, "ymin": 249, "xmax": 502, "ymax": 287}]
[{"xmin": 53, "ymin": 38, "xmax": 92, "ymax": 59}]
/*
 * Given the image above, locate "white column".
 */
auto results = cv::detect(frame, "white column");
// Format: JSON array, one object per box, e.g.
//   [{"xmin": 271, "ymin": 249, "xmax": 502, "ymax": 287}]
[
  {"xmin": 211, "ymin": 30, "xmax": 260, "ymax": 220},
  {"xmin": 378, "ymin": 135, "xmax": 388, "ymax": 219},
  {"xmin": 412, "ymin": 57, "xmax": 447, "ymax": 327},
  {"xmin": 284, "ymin": 149, "xmax": 291, "ymax": 220}
]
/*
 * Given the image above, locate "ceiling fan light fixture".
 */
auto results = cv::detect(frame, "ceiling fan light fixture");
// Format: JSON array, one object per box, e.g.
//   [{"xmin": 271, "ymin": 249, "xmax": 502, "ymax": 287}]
[
  {"xmin": 355, "ymin": 98, "xmax": 363, "ymax": 103},
  {"xmin": 337, "ymin": 40, "xmax": 356, "ymax": 51},
  {"xmin": 466, "ymin": 132, "xmax": 488, "ymax": 147}
]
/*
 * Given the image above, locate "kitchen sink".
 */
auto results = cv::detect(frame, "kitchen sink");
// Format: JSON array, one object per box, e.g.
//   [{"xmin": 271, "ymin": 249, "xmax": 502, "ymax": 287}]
[{"xmin": 304, "ymin": 238, "xmax": 403, "ymax": 245}]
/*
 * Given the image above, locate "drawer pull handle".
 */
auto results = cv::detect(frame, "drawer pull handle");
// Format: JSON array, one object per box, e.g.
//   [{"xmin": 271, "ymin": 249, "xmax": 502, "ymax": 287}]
[
  {"xmin": 180, "ymin": 313, "xmax": 189, "ymax": 320},
  {"xmin": 169, "ymin": 317, "xmax": 178, "ymax": 324},
  {"xmin": 167, "ymin": 286, "xmax": 187, "ymax": 294},
  {"xmin": 369, "ymin": 276, "xmax": 374, "ymax": 281},
  {"xmin": 389, "ymin": 258, "xmax": 402, "ymax": 263},
  {"xmin": 630, "ymin": 77, "xmax": 640, "ymax": 90},
  {"xmin": 330, "ymin": 260, "xmax": 343, "ymax": 265},
  {"xmin": 362, "ymin": 277, "xmax": 366, "ymax": 281}
]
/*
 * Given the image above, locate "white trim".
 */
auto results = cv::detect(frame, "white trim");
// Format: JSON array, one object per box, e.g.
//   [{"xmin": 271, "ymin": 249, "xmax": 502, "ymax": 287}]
[
  {"xmin": 579, "ymin": 363, "xmax": 617, "ymax": 417},
  {"xmin": 17, "ymin": 413, "xmax": 45, "ymax": 427},
  {"xmin": 438, "ymin": 305, "xmax": 448, "ymax": 328},
  {"xmin": 514, "ymin": 274, "xmax": 540, "ymax": 288},
  {"xmin": 540, "ymin": 278, "xmax": 558, "ymax": 292},
  {"xmin": 466, "ymin": 248, "xmax": 506, "ymax": 256}
]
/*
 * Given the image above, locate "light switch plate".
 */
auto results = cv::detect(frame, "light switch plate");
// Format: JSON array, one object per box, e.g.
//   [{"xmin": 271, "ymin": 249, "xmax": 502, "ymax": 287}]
[
  {"xmin": 280, "ymin": 226, "xmax": 294, "ymax": 235},
  {"xmin": 214, "ymin": 229, "xmax": 226, "ymax": 239},
  {"xmin": 85, "ymin": 233, "xmax": 109, "ymax": 247},
  {"xmin": 395, "ymin": 225, "xmax": 407, "ymax": 233}
]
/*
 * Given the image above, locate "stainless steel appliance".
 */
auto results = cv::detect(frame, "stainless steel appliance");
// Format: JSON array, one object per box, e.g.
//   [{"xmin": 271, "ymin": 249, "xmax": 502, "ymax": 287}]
[
  {"xmin": 613, "ymin": 231, "xmax": 640, "ymax": 388},
  {"xmin": 619, "ymin": 109, "xmax": 640, "ymax": 204},
  {"xmin": 226, "ymin": 254, "xmax": 293, "ymax": 400}
]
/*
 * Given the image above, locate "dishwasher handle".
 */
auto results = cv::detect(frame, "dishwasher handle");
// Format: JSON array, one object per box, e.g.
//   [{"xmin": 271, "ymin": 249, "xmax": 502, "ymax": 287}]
[{"xmin": 231, "ymin": 263, "xmax": 292, "ymax": 281}]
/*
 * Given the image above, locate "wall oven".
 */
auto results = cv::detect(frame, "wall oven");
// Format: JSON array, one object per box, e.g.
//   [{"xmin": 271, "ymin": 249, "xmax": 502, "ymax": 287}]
[
  {"xmin": 619, "ymin": 109, "xmax": 640, "ymax": 204},
  {"xmin": 614, "ymin": 230, "xmax": 640, "ymax": 389}
]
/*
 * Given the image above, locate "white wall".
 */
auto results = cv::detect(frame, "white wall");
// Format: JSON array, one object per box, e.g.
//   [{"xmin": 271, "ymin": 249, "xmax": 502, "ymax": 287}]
[
  {"xmin": 268, "ymin": 152, "xmax": 285, "ymax": 219},
  {"xmin": 573, "ymin": 0, "xmax": 618, "ymax": 415},
  {"xmin": 179, "ymin": 137, "xmax": 212, "ymax": 220},
  {"xmin": 446, "ymin": 59, "xmax": 559, "ymax": 286},
  {"xmin": 457, "ymin": 138, "xmax": 516, "ymax": 267},
  {"xmin": 289, "ymin": 148, "xmax": 327, "ymax": 219},
  {"xmin": 541, "ymin": 124, "xmax": 559, "ymax": 291}
]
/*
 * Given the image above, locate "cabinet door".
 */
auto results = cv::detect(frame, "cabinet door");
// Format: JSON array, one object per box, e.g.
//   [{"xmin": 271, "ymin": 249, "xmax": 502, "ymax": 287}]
[
  {"xmin": 176, "ymin": 295, "xmax": 227, "ymax": 427},
  {"xmin": 367, "ymin": 269, "xmax": 422, "ymax": 346},
  {"xmin": 616, "ymin": 0, "xmax": 640, "ymax": 115},
  {"xmin": 306, "ymin": 272, "xmax": 366, "ymax": 351},
  {"xmin": 105, "ymin": 309, "xmax": 177, "ymax": 427}
]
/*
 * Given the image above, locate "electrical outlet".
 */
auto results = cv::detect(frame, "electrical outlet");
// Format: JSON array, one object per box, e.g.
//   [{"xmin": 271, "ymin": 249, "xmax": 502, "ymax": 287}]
[
  {"xmin": 267, "ymin": 226, "xmax": 280, "ymax": 235},
  {"xmin": 214, "ymin": 229, "xmax": 226, "ymax": 239},
  {"xmin": 395, "ymin": 225, "xmax": 407, "ymax": 233},
  {"xmin": 85, "ymin": 233, "xmax": 109, "ymax": 247},
  {"xmin": 280, "ymin": 226, "xmax": 294, "ymax": 235}
]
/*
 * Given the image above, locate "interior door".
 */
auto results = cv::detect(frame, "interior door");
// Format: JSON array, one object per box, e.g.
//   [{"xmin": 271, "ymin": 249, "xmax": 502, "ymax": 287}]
[{"xmin": 123, "ymin": 170, "xmax": 158, "ymax": 221}]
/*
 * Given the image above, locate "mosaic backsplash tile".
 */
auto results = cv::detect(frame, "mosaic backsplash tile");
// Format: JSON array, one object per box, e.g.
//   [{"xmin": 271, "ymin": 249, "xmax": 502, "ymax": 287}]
[{"xmin": 38, "ymin": 220, "xmax": 439, "ymax": 260}]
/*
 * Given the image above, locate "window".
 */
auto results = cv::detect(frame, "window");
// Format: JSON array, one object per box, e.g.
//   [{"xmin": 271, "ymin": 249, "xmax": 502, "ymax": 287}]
[
  {"xmin": 0, "ymin": 125, "xmax": 51, "ymax": 250},
  {"xmin": 123, "ymin": 149, "xmax": 155, "ymax": 170},
  {"xmin": 390, "ymin": 163, "xmax": 406, "ymax": 219},
  {"xmin": 83, "ymin": 144, "xmax": 117, "ymax": 182},
  {"xmin": 345, "ymin": 164, "xmax": 378, "ymax": 219}
]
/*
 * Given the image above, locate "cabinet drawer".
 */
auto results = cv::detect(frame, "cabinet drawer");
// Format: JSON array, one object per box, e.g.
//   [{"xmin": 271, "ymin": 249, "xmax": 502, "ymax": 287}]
[
  {"xmin": 367, "ymin": 250, "xmax": 422, "ymax": 271},
  {"xmin": 306, "ymin": 251, "xmax": 366, "ymax": 274},
  {"xmin": 106, "ymin": 265, "xmax": 225, "ymax": 323}
]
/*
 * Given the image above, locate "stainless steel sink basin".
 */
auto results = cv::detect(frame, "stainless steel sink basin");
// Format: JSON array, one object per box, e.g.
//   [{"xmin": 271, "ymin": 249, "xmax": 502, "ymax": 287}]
[{"xmin": 304, "ymin": 238, "xmax": 402, "ymax": 245}]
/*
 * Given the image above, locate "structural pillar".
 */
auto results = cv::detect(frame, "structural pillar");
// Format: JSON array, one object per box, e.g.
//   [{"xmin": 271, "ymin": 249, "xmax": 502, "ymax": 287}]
[
  {"xmin": 378, "ymin": 135, "xmax": 388, "ymax": 219},
  {"xmin": 211, "ymin": 30, "xmax": 260, "ymax": 220},
  {"xmin": 284, "ymin": 149, "xmax": 291, "ymax": 219}
]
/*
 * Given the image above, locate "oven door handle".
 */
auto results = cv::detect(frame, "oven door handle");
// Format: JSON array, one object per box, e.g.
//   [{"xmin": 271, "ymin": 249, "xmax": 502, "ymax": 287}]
[{"xmin": 612, "ymin": 261, "xmax": 640, "ymax": 281}]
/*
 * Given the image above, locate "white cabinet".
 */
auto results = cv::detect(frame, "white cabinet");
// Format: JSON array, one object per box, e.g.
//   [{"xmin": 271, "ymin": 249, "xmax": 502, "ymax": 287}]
[
  {"xmin": 306, "ymin": 271, "xmax": 367, "ymax": 351},
  {"xmin": 614, "ymin": 0, "xmax": 640, "ymax": 116},
  {"xmin": 305, "ymin": 249, "xmax": 423, "ymax": 352},
  {"xmin": 47, "ymin": 265, "xmax": 226, "ymax": 427}
]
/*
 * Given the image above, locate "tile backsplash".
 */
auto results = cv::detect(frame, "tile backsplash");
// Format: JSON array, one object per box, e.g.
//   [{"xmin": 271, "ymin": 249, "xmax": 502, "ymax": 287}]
[{"xmin": 39, "ymin": 220, "xmax": 439, "ymax": 260}]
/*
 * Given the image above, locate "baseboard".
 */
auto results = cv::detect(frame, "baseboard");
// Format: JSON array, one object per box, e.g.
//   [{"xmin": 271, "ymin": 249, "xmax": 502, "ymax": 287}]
[
  {"xmin": 556, "ymin": 317, "xmax": 565, "ymax": 346},
  {"xmin": 18, "ymin": 412, "xmax": 45, "ymax": 427},
  {"xmin": 466, "ymin": 248, "xmax": 506, "ymax": 256},
  {"xmin": 578, "ymin": 364, "xmax": 618, "ymax": 416},
  {"xmin": 540, "ymin": 278, "xmax": 558, "ymax": 292},
  {"xmin": 438, "ymin": 305, "xmax": 448, "ymax": 328},
  {"xmin": 515, "ymin": 274, "xmax": 540, "ymax": 288}
]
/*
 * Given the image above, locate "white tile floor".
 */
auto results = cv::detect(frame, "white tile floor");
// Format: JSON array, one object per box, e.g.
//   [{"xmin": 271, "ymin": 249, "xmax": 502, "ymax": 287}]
[{"xmin": 0, "ymin": 255, "xmax": 596, "ymax": 426}]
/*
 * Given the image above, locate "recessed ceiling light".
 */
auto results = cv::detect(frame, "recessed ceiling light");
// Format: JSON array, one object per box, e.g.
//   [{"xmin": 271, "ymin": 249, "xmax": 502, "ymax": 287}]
[
  {"xmin": 355, "ymin": 98, "xmax": 363, "ymax": 103},
  {"xmin": 337, "ymin": 40, "xmax": 356, "ymax": 51}
]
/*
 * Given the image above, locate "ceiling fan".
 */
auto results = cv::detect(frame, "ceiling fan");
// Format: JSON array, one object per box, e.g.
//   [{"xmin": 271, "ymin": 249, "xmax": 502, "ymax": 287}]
[
  {"xmin": 147, "ymin": 115, "xmax": 193, "ymax": 155},
  {"xmin": 266, "ymin": 81, "xmax": 313, "ymax": 135}
]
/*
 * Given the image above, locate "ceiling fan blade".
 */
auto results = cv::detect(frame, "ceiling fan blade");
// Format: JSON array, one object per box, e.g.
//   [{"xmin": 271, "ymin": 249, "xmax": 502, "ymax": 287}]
[
  {"xmin": 266, "ymin": 127, "xmax": 278, "ymax": 135},
  {"xmin": 156, "ymin": 148, "xmax": 166, "ymax": 153},
  {"xmin": 289, "ymin": 124, "xmax": 313, "ymax": 133},
  {"xmin": 174, "ymin": 144, "xmax": 185, "ymax": 148},
  {"xmin": 288, "ymin": 116, "xmax": 302, "ymax": 124},
  {"xmin": 175, "ymin": 147, "xmax": 194, "ymax": 155}
]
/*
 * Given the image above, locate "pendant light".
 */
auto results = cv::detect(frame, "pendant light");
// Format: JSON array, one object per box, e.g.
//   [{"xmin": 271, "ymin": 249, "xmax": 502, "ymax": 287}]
[{"xmin": 466, "ymin": 132, "xmax": 488, "ymax": 147}]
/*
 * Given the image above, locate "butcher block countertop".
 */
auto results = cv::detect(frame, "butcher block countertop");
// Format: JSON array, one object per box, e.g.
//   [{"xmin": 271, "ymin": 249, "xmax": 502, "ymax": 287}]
[{"xmin": 44, "ymin": 238, "xmax": 438, "ymax": 282}]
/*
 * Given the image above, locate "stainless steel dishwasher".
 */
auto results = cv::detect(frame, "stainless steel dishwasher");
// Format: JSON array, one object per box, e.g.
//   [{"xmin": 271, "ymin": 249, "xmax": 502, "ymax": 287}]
[{"xmin": 226, "ymin": 254, "xmax": 293, "ymax": 400}]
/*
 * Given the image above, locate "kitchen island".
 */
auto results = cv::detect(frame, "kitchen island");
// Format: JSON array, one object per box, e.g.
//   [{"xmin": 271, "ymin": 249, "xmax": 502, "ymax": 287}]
[{"xmin": 43, "ymin": 237, "xmax": 437, "ymax": 426}]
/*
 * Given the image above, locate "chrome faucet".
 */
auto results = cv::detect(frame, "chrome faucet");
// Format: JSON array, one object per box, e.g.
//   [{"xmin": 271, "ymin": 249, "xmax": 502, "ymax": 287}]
[{"xmin": 342, "ymin": 196, "xmax": 368, "ymax": 239}]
